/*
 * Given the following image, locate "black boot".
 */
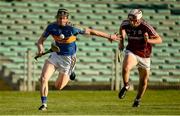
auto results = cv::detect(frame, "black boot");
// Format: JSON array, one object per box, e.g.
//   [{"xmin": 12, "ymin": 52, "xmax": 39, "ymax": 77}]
[
  {"xmin": 118, "ymin": 85, "xmax": 130, "ymax": 99},
  {"xmin": 132, "ymin": 99, "xmax": 141, "ymax": 107},
  {"xmin": 38, "ymin": 104, "xmax": 47, "ymax": 111},
  {"xmin": 70, "ymin": 72, "xmax": 76, "ymax": 80}
]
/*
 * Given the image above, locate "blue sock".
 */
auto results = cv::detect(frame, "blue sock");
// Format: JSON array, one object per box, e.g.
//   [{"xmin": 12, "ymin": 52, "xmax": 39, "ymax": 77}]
[{"xmin": 41, "ymin": 96, "xmax": 47, "ymax": 105}]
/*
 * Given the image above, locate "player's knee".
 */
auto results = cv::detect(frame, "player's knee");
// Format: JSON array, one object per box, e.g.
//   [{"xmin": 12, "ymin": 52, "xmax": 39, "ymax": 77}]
[
  {"xmin": 123, "ymin": 66, "xmax": 131, "ymax": 73},
  {"xmin": 54, "ymin": 82, "xmax": 63, "ymax": 90},
  {"xmin": 40, "ymin": 76, "xmax": 48, "ymax": 84},
  {"xmin": 55, "ymin": 85, "xmax": 63, "ymax": 90}
]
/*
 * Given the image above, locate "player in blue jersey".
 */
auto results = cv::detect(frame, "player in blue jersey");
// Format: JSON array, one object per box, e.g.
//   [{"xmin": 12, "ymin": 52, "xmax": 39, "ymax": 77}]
[{"xmin": 37, "ymin": 8, "xmax": 120, "ymax": 110}]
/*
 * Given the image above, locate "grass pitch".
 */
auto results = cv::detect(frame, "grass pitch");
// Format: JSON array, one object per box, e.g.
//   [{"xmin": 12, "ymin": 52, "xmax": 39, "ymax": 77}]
[{"xmin": 0, "ymin": 90, "xmax": 180, "ymax": 115}]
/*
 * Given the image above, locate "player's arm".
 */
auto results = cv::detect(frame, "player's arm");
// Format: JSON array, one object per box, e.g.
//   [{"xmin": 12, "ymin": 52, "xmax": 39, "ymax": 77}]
[
  {"xmin": 118, "ymin": 27, "xmax": 126, "ymax": 51},
  {"xmin": 36, "ymin": 25, "xmax": 50, "ymax": 55},
  {"xmin": 37, "ymin": 35, "xmax": 46, "ymax": 55},
  {"xmin": 144, "ymin": 24, "xmax": 162, "ymax": 44},
  {"xmin": 146, "ymin": 34, "xmax": 162, "ymax": 44},
  {"xmin": 84, "ymin": 28, "xmax": 120, "ymax": 42}
]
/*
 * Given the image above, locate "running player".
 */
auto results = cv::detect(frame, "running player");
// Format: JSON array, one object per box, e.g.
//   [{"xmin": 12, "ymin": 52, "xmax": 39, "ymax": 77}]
[
  {"xmin": 118, "ymin": 9, "xmax": 162, "ymax": 107},
  {"xmin": 37, "ymin": 8, "xmax": 119, "ymax": 110}
]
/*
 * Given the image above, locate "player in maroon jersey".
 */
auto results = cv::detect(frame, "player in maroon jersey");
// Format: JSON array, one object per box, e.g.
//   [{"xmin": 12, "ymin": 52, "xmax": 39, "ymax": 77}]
[{"xmin": 118, "ymin": 9, "xmax": 162, "ymax": 107}]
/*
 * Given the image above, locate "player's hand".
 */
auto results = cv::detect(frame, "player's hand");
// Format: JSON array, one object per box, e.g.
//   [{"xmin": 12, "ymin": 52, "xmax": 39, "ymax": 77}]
[
  {"xmin": 108, "ymin": 33, "xmax": 122, "ymax": 42},
  {"xmin": 84, "ymin": 28, "xmax": 91, "ymax": 34},
  {"xmin": 37, "ymin": 48, "xmax": 44, "ymax": 57},
  {"xmin": 144, "ymin": 32, "xmax": 149, "ymax": 43}
]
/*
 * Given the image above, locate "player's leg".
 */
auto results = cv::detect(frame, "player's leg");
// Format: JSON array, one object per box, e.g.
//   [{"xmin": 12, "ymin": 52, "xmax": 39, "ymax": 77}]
[
  {"xmin": 69, "ymin": 56, "xmax": 76, "ymax": 80},
  {"xmin": 55, "ymin": 55, "xmax": 76, "ymax": 89},
  {"xmin": 132, "ymin": 67, "xmax": 149, "ymax": 107},
  {"xmin": 39, "ymin": 60, "xmax": 56, "ymax": 110},
  {"xmin": 55, "ymin": 73, "xmax": 70, "ymax": 90},
  {"xmin": 119, "ymin": 51, "xmax": 138, "ymax": 99},
  {"xmin": 137, "ymin": 67, "xmax": 149, "ymax": 99},
  {"xmin": 132, "ymin": 57, "xmax": 150, "ymax": 107}
]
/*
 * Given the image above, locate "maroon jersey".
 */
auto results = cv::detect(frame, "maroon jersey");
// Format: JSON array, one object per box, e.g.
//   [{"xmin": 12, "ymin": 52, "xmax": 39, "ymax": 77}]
[{"xmin": 120, "ymin": 20, "xmax": 158, "ymax": 58}]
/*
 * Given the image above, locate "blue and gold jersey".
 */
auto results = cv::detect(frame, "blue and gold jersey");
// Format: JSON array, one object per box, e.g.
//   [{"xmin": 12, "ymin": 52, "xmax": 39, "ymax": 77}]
[{"xmin": 42, "ymin": 22, "xmax": 85, "ymax": 55}]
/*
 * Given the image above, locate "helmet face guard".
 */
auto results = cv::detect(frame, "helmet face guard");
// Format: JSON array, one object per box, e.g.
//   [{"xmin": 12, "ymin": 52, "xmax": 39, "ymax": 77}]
[
  {"xmin": 56, "ymin": 9, "xmax": 69, "ymax": 26},
  {"xmin": 128, "ymin": 14, "xmax": 140, "ymax": 21},
  {"xmin": 128, "ymin": 9, "xmax": 142, "ymax": 27},
  {"xmin": 56, "ymin": 9, "xmax": 69, "ymax": 18}
]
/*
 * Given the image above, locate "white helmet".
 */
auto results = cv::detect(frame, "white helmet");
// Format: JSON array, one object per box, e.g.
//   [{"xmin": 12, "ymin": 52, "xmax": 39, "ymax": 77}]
[{"xmin": 128, "ymin": 9, "xmax": 142, "ymax": 20}]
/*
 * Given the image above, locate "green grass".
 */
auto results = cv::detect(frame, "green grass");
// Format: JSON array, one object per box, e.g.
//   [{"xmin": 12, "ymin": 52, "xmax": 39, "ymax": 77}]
[{"xmin": 0, "ymin": 90, "xmax": 180, "ymax": 115}]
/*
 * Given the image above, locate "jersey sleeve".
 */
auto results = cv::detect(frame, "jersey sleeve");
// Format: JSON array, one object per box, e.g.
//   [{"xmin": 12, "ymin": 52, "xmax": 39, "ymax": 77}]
[
  {"xmin": 120, "ymin": 20, "xmax": 129, "ymax": 30},
  {"xmin": 42, "ymin": 25, "xmax": 51, "ymax": 38},
  {"xmin": 72, "ymin": 27, "xmax": 85, "ymax": 35},
  {"xmin": 145, "ymin": 23, "xmax": 159, "ymax": 38}
]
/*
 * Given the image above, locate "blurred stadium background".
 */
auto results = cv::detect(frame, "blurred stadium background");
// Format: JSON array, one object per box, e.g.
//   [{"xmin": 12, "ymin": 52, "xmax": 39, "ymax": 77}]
[{"xmin": 0, "ymin": 0, "xmax": 180, "ymax": 91}]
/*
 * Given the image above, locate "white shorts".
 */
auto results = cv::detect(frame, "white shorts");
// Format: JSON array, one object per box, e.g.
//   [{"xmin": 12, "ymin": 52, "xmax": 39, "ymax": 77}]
[
  {"xmin": 47, "ymin": 52, "xmax": 76, "ymax": 75},
  {"xmin": 125, "ymin": 50, "xmax": 151, "ymax": 70}
]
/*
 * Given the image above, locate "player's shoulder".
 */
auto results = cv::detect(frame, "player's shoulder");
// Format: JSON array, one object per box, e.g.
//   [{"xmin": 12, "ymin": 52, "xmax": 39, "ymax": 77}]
[
  {"xmin": 47, "ymin": 22, "xmax": 58, "ymax": 27},
  {"xmin": 141, "ymin": 20, "xmax": 157, "ymax": 34},
  {"xmin": 141, "ymin": 20, "xmax": 153, "ymax": 28},
  {"xmin": 63, "ymin": 25, "xmax": 75, "ymax": 31},
  {"xmin": 65, "ymin": 23, "xmax": 80, "ymax": 31},
  {"xmin": 121, "ymin": 20, "xmax": 130, "ymax": 26}
]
